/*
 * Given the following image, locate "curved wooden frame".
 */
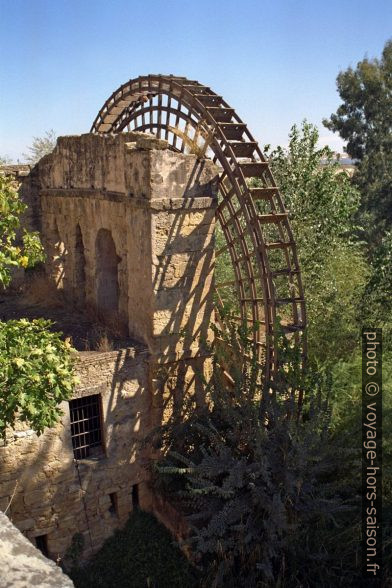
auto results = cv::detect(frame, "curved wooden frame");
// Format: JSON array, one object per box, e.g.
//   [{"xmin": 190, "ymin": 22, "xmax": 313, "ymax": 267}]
[{"xmin": 91, "ymin": 75, "xmax": 306, "ymax": 384}]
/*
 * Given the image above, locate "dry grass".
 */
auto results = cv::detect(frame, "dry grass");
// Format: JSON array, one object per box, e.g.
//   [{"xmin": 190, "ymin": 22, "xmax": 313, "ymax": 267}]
[
  {"xmin": 95, "ymin": 333, "xmax": 113, "ymax": 352},
  {"xmin": 82, "ymin": 305, "xmax": 128, "ymax": 351},
  {"xmin": 86, "ymin": 305, "xmax": 128, "ymax": 339}
]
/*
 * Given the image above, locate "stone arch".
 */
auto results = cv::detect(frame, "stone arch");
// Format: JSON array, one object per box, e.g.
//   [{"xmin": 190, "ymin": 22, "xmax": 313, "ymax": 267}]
[
  {"xmin": 95, "ymin": 228, "xmax": 120, "ymax": 314},
  {"xmin": 74, "ymin": 224, "xmax": 86, "ymax": 306}
]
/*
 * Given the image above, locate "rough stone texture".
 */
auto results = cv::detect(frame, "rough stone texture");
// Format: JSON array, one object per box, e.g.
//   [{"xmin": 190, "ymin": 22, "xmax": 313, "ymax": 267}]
[
  {"xmin": 34, "ymin": 132, "xmax": 218, "ymax": 426},
  {"xmin": 0, "ymin": 133, "xmax": 218, "ymax": 565},
  {"xmin": 0, "ymin": 510, "xmax": 74, "ymax": 587},
  {"xmin": 0, "ymin": 348, "xmax": 150, "ymax": 562},
  {"xmin": 34, "ymin": 133, "xmax": 218, "ymax": 354}
]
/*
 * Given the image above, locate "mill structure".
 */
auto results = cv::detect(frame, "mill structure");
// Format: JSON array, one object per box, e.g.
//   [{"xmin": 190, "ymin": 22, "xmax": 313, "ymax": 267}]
[
  {"xmin": 92, "ymin": 74, "xmax": 306, "ymax": 382},
  {"xmin": 0, "ymin": 74, "xmax": 306, "ymax": 563}
]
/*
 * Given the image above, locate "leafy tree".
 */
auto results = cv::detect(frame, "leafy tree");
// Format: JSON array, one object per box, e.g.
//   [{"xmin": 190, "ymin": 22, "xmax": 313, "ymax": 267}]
[
  {"xmin": 264, "ymin": 121, "xmax": 368, "ymax": 363},
  {"xmin": 323, "ymin": 40, "xmax": 392, "ymax": 243},
  {"xmin": 363, "ymin": 230, "xmax": 392, "ymax": 318},
  {"xmin": 323, "ymin": 39, "xmax": 392, "ymax": 352},
  {"xmin": 0, "ymin": 171, "xmax": 76, "ymax": 439},
  {"xmin": 0, "ymin": 319, "xmax": 77, "ymax": 439},
  {"xmin": 23, "ymin": 129, "xmax": 57, "ymax": 164},
  {"xmin": 0, "ymin": 171, "xmax": 45, "ymax": 286}
]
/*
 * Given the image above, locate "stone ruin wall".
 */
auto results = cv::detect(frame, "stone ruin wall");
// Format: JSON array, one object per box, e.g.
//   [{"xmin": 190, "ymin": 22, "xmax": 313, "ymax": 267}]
[
  {"xmin": 0, "ymin": 348, "xmax": 150, "ymax": 563},
  {"xmin": 37, "ymin": 134, "xmax": 217, "ymax": 355},
  {"xmin": 0, "ymin": 132, "xmax": 218, "ymax": 562}
]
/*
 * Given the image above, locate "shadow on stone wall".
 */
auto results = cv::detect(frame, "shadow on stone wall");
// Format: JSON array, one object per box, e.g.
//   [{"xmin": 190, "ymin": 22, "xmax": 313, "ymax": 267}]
[
  {"xmin": 0, "ymin": 344, "xmax": 151, "ymax": 566},
  {"xmin": 0, "ymin": 134, "xmax": 219, "ymax": 563}
]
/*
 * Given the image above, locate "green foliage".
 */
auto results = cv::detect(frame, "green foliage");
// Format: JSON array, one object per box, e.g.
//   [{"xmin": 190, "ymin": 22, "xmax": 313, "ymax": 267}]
[
  {"xmin": 0, "ymin": 318, "xmax": 77, "ymax": 438},
  {"xmin": 361, "ymin": 230, "xmax": 392, "ymax": 342},
  {"xmin": 23, "ymin": 129, "xmax": 57, "ymax": 165},
  {"xmin": 323, "ymin": 39, "xmax": 392, "ymax": 243},
  {"xmin": 307, "ymin": 242, "xmax": 368, "ymax": 361},
  {"xmin": 265, "ymin": 121, "xmax": 360, "ymax": 253},
  {"xmin": 70, "ymin": 510, "xmax": 198, "ymax": 588},
  {"xmin": 0, "ymin": 169, "xmax": 75, "ymax": 439},
  {"xmin": 329, "ymin": 348, "xmax": 392, "ymax": 579},
  {"xmin": 323, "ymin": 40, "xmax": 392, "ymax": 161},
  {"xmin": 216, "ymin": 122, "xmax": 369, "ymax": 364},
  {"xmin": 0, "ymin": 171, "xmax": 45, "ymax": 286},
  {"xmin": 264, "ymin": 121, "xmax": 368, "ymax": 364},
  {"xmin": 156, "ymin": 330, "xmax": 362, "ymax": 587}
]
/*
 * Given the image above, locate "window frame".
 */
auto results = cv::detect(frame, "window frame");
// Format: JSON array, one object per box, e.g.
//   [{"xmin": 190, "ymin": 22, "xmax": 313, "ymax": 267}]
[{"xmin": 68, "ymin": 393, "xmax": 104, "ymax": 460}]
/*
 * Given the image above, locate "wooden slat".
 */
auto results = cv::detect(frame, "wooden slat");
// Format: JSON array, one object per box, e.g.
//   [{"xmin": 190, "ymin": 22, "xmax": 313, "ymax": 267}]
[
  {"xmin": 239, "ymin": 162, "xmax": 269, "ymax": 177},
  {"xmin": 275, "ymin": 297, "xmax": 305, "ymax": 306},
  {"xmin": 194, "ymin": 93, "xmax": 222, "ymax": 106},
  {"xmin": 205, "ymin": 107, "xmax": 235, "ymax": 122},
  {"xmin": 102, "ymin": 114, "xmax": 119, "ymax": 124},
  {"xmin": 249, "ymin": 187, "xmax": 278, "ymax": 200},
  {"xmin": 183, "ymin": 84, "xmax": 211, "ymax": 92},
  {"xmin": 218, "ymin": 123, "xmax": 247, "ymax": 140},
  {"xmin": 281, "ymin": 323, "xmax": 305, "ymax": 333},
  {"xmin": 249, "ymin": 187, "xmax": 278, "ymax": 199},
  {"xmin": 258, "ymin": 213, "xmax": 287, "ymax": 224},
  {"xmin": 265, "ymin": 241, "xmax": 295, "ymax": 249},
  {"xmin": 225, "ymin": 142, "xmax": 257, "ymax": 157},
  {"xmin": 98, "ymin": 123, "xmax": 112, "ymax": 132},
  {"xmin": 271, "ymin": 268, "xmax": 300, "ymax": 277}
]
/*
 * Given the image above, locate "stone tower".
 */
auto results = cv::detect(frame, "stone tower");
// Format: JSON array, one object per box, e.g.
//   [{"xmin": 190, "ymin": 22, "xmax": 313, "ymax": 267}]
[{"xmin": 0, "ymin": 132, "xmax": 218, "ymax": 560}]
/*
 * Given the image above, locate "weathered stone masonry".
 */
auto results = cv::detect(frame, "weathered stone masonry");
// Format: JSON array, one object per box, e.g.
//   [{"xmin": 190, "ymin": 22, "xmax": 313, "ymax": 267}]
[
  {"xmin": 0, "ymin": 132, "xmax": 218, "ymax": 561},
  {"xmin": 0, "ymin": 348, "xmax": 149, "ymax": 561}
]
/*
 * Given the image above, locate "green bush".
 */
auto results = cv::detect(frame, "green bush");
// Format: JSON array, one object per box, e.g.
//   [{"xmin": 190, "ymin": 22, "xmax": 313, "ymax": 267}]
[
  {"xmin": 156, "ymin": 330, "xmax": 363, "ymax": 587},
  {"xmin": 0, "ymin": 319, "xmax": 77, "ymax": 440},
  {"xmin": 0, "ymin": 171, "xmax": 44, "ymax": 286}
]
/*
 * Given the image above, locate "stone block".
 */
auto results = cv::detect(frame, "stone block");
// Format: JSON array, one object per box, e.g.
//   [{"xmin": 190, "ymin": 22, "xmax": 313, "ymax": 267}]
[{"xmin": 14, "ymin": 518, "xmax": 35, "ymax": 531}]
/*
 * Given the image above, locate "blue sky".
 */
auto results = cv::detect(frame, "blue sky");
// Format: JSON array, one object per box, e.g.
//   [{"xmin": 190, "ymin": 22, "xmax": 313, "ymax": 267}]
[{"xmin": 0, "ymin": 0, "xmax": 391, "ymax": 161}]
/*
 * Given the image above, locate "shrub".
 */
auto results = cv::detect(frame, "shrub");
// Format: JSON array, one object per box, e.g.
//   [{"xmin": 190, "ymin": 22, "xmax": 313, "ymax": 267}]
[
  {"xmin": 156, "ymin": 329, "xmax": 362, "ymax": 587},
  {"xmin": 0, "ymin": 318, "xmax": 77, "ymax": 439}
]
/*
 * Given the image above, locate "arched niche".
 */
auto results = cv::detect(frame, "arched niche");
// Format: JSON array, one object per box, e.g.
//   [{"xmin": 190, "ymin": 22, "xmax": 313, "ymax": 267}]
[{"xmin": 95, "ymin": 228, "xmax": 120, "ymax": 314}]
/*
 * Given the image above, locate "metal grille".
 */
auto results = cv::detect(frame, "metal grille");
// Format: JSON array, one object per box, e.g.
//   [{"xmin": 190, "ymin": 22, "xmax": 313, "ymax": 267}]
[{"xmin": 69, "ymin": 394, "xmax": 103, "ymax": 460}]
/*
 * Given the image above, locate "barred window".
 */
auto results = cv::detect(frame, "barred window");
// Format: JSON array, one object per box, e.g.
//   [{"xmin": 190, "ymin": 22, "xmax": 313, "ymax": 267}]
[{"xmin": 69, "ymin": 394, "xmax": 103, "ymax": 460}]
